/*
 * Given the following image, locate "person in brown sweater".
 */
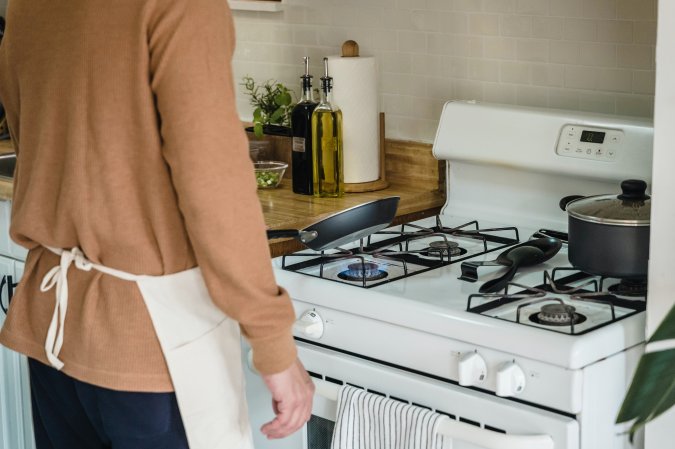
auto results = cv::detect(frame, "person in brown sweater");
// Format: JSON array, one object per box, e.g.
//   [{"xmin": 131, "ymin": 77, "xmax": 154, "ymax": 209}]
[{"xmin": 0, "ymin": 0, "xmax": 313, "ymax": 447}]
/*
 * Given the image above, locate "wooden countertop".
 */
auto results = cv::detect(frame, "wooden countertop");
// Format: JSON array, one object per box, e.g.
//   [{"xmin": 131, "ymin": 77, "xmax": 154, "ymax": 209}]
[
  {"xmin": 262, "ymin": 180, "xmax": 444, "ymax": 256},
  {"xmin": 0, "ymin": 139, "xmax": 446, "ymax": 256},
  {"xmin": 260, "ymin": 138, "xmax": 445, "ymax": 256}
]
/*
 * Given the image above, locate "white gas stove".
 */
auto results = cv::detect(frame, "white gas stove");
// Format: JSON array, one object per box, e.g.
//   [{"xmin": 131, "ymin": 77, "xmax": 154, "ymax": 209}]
[{"xmin": 246, "ymin": 102, "xmax": 654, "ymax": 449}]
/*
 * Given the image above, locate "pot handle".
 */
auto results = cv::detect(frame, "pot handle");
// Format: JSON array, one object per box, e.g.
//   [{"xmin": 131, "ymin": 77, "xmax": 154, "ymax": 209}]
[
  {"xmin": 479, "ymin": 265, "xmax": 518, "ymax": 293},
  {"xmin": 618, "ymin": 179, "xmax": 650, "ymax": 201},
  {"xmin": 559, "ymin": 195, "xmax": 585, "ymax": 211}
]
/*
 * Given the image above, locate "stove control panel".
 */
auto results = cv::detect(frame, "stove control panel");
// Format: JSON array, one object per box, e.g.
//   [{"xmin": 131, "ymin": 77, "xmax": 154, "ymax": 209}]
[
  {"xmin": 495, "ymin": 361, "xmax": 526, "ymax": 397},
  {"xmin": 291, "ymin": 300, "xmax": 584, "ymax": 413},
  {"xmin": 458, "ymin": 351, "xmax": 487, "ymax": 386},
  {"xmin": 556, "ymin": 124, "xmax": 624, "ymax": 162}
]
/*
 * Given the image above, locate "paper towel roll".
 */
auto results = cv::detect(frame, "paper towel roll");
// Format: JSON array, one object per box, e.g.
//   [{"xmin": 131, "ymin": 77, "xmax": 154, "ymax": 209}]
[{"xmin": 327, "ymin": 55, "xmax": 379, "ymax": 184}]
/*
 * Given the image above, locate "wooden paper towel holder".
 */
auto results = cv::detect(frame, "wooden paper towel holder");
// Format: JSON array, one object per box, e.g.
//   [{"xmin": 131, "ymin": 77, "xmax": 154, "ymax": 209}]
[{"xmin": 344, "ymin": 112, "xmax": 389, "ymax": 193}]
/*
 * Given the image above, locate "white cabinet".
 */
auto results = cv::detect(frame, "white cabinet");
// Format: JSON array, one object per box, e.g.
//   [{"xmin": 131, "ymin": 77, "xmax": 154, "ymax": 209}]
[
  {"xmin": 0, "ymin": 200, "xmax": 34, "ymax": 449},
  {"xmin": 0, "ymin": 201, "xmax": 27, "ymax": 261}
]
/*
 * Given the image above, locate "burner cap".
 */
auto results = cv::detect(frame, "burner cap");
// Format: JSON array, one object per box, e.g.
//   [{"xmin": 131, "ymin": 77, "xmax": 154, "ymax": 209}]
[
  {"xmin": 337, "ymin": 262, "xmax": 388, "ymax": 282},
  {"xmin": 538, "ymin": 304, "xmax": 576, "ymax": 324},
  {"xmin": 608, "ymin": 279, "xmax": 648, "ymax": 297},
  {"xmin": 427, "ymin": 240, "xmax": 462, "ymax": 257},
  {"xmin": 429, "ymin": 240, "xmax": 459, "ymax": 249},
  {"xmin": 527, "ymin": 303, "xmax": 587, "ymax": 328}
]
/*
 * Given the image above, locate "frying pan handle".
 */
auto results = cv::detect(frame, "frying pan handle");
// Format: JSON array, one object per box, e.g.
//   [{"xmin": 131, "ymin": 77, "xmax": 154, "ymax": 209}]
[
  {"xmin": 559, "ymin": 195, "xmax": 585, "ymax": 211},
  {"xmin": 267, "ymin": 229, "xmax": 300, "ymax": 240},
  {"xmin": 266, "ymin": 229, "xmax": 318, "ymax": 244}
]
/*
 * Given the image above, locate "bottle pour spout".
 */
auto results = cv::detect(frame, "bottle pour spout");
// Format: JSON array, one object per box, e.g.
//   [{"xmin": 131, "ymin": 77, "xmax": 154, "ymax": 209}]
[
  {"xmin": 321, "ymin": 57, "xmax": 333, "ymax": 93},
  {"xmin": 301, "ymin": 56, "xmax": 312, "ymax": 91}
]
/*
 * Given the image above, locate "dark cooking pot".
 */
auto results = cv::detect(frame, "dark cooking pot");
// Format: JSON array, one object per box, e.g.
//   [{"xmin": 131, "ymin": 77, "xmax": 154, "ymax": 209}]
[{"xmin": 559, "ymin": 179, "xmax": 650, "ymax": 279}]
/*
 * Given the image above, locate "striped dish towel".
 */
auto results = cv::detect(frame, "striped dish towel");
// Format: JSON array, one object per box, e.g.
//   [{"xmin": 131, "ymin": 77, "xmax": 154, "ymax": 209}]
[{"xmin": 331, "ymin": 385, "xmax": 449, "ymax": 449}]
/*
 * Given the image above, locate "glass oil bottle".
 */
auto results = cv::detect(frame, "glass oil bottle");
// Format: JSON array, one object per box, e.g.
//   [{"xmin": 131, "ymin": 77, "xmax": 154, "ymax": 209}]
[
  {"xmin": 291, "ymin": 57, "xmax": 318, "ymax": 195},
  {"xmin": 311, "ymin": 58, "xmax": 344, "ymax": 197}
]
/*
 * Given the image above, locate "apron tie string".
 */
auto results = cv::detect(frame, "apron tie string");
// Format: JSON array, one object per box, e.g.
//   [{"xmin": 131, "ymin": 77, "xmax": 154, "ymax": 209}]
[{"xmin": 40, "ymin": 247, "xmax": 141, "ymax": 370}]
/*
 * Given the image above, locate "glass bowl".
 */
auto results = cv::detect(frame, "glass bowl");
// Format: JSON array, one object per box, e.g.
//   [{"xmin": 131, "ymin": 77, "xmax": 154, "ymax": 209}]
[
  {"xmin": 248, "ymin": 139, "xmax": 272, "ymax": 162},
  {"xmin": 254, "ymin": 161, "xmax": 287, "ymax": 189}
]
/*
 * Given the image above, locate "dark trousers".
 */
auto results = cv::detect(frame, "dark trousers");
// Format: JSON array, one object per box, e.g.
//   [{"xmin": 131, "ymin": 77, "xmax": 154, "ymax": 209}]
[{"xmin": 29, "ymin": 358, "xmax": 189, "ymax": 449}]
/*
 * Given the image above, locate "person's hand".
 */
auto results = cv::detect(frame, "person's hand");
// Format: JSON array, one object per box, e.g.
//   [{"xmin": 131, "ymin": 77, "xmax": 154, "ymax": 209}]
[{"xmin": 260, "ymin": 358, "xmax": 315, "ymax": 439}]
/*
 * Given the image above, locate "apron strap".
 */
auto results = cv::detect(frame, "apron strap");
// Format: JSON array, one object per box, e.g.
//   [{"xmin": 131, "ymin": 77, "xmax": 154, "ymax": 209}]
[{"xmin": 40, "ymin": 247, "xmax": 142, "ymax": 370}]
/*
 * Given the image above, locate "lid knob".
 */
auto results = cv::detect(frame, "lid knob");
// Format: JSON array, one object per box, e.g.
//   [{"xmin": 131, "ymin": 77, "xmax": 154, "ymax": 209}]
[{"xmin": 618, "ymin": 179, "xmax": 650, "ymax": 201}]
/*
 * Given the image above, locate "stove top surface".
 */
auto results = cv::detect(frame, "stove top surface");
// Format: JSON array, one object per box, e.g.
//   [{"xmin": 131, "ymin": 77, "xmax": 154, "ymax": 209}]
[{"xmin": 273, "ymin": 214, "xmax": 647, "ymax": 369}]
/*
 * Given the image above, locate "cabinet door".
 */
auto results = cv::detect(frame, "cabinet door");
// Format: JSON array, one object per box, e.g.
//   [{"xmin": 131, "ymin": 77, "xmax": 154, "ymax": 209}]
[
  {"xmin": 9, "ymin": 236, "xmax": 28, "ymax": 262},
  {"xmin": 0, "ymin": 258, "xmax": 35, "ymax": 449},
  {"xmin": 0, "ymin": 202, "xmax": 12, "ymax": 258},
  {"xmin": 0, "ymin": 256, "xmax": 15, "ymax": 449},
  {"xmin": 0, "ymin": 255, "xmax": 13, "ymax": 324},
  {"xmin": 0, "ymin": 200, "xmax": 29, "ymax": 262},
  {"xmin": 14, "ymin": 262, "xmax": 35, "ymax": 449}
]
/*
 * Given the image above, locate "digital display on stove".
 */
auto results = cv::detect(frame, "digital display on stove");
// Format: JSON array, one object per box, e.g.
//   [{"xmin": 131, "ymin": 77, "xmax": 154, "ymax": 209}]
[{"xmin": 580, "ymin": 130, "xmax": 605, "ymax": 143}]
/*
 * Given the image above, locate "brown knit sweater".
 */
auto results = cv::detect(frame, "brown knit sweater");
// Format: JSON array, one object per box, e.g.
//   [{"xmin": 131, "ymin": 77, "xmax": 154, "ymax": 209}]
[{"xmin": 0, "ymin": 0, "xmax": 297, "ymax": 392}]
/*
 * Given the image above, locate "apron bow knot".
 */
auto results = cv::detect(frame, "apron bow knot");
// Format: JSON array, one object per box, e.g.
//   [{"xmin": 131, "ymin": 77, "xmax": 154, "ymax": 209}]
[
  {"xmin": 40, "ymin": 247, "xmax": 92, "ymax": 369},
  {"xmin": 40, "ymin": 247, "xmax": 141, "ymax": 370},
  {"xmin": 40, "ymin": 248, "xmax": 92, "ymax": 291}
]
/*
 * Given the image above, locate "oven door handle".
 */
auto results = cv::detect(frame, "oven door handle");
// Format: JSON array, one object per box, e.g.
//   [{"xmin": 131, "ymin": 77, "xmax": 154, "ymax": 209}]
[{"xmin": 315, "ymin": 379, "xmax": 555, "ymax": 449}]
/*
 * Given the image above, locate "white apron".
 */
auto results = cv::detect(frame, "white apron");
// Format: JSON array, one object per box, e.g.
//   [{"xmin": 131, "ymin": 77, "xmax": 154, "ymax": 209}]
[{"xmin": 39, "ymin": 247, "xmax": 255, "ymax": 449}]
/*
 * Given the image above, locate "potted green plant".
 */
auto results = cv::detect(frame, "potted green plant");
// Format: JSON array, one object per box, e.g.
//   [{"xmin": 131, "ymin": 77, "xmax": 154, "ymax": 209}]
[
  {"xmin": 241, "ymin": 76, "xmax": 295, "ymax": 137},
  {"xmin": 616, "ymin": 303, "xmax": 675, "ymax": 443}
]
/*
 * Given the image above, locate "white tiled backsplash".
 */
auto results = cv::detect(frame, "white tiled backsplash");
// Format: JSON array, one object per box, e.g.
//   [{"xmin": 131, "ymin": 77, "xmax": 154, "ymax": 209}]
[{"xmin": 232, "ymin": 0, "xmax": 656, "ymax": 142}]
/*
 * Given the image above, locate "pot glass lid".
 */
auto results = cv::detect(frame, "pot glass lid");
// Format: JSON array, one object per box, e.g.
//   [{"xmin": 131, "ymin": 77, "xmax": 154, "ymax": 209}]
[{"xmin": 566, "ymin": 180, "xmax": 651, "ymax": 226}]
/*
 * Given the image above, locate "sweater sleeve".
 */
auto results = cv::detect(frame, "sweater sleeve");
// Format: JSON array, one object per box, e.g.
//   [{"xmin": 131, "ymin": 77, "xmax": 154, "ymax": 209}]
[{"xmin": 147, "ymin": 0, "xmax": 297, "ymax": 375}]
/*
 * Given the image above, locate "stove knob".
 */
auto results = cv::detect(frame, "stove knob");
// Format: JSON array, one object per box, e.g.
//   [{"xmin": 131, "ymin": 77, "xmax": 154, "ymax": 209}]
[
  {"xmin": 495, "ymin": 361, "xmax": 526, "ymax": 397},
  {"xmin": 293, "ymin": 310, "xmax": 324, "ymax": 339},
  {"xmin": 458, "ymin": 351, "xmax": 487, "ymax": 386}
]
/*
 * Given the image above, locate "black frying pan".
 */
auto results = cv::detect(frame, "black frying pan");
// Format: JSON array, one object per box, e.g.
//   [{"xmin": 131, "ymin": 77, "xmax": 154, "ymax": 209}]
[{"xmin": 266, "ymin": 197, "xmax": 400, "ymax": 251}]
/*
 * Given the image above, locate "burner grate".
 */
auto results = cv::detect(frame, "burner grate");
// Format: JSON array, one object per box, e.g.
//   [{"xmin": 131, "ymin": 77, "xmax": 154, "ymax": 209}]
[
  {"xmin": 281, "ymin": 216, "xmax": 520, "ymax": 288},
  {"xmin": 465, "ymin": 267, "xmax": 645, "ymax": 335}
]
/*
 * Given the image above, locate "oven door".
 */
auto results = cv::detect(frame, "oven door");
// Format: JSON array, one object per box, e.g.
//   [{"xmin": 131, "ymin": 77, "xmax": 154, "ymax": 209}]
[{"xmin": 244, "ymin": 341, "xmax": 579, "ymax": 449}]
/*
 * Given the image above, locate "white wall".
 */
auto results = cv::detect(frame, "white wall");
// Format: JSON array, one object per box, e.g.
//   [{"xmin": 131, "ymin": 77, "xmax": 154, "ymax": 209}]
[
  {"xmin": 644, "ymin": 0, "xmax": 675, "ymax": 446},
  {"xmin": 232, "ymin": 0, "xmax": 657, "ymax": 142}
]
